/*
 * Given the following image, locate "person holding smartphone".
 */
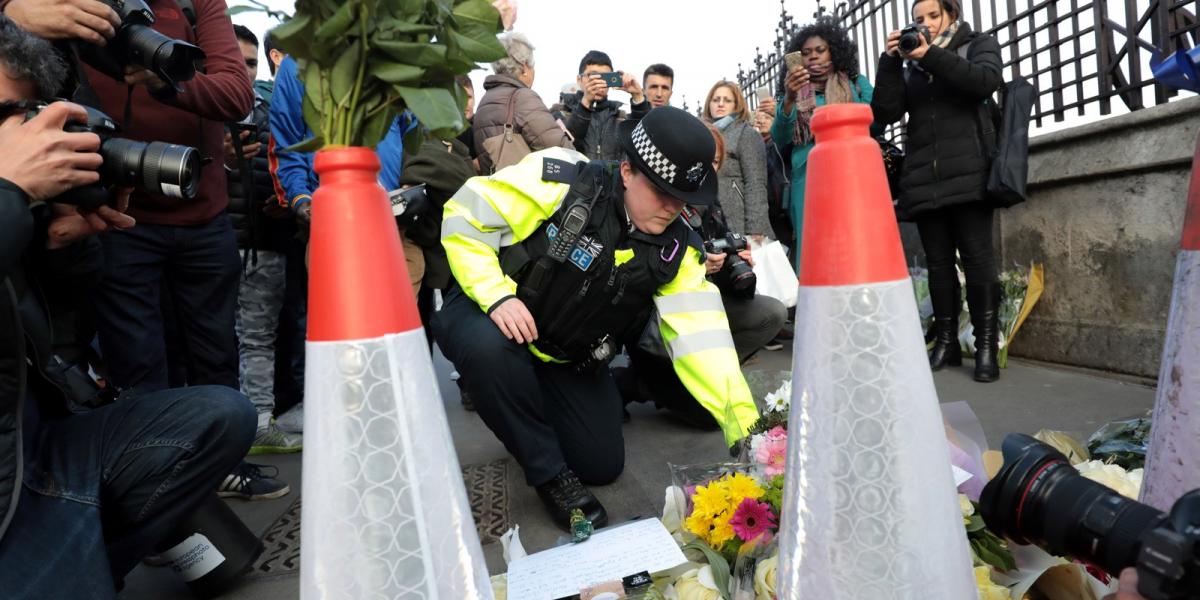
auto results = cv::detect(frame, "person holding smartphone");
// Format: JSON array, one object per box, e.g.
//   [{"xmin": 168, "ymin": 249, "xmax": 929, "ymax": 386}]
[
  {"xmin": 559, "ymin": 50, "xmax": 650, "ymax": 160},
  {"xmin": 871, "ymin": 0, "xmax": 1004, "ymax": 382},
  {"xmin": 760, "ymin": 16, "xmax": 874, "ymax": 269}
]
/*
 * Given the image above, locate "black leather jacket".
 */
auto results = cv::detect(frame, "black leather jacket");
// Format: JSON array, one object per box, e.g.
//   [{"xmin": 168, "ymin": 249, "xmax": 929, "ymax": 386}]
[{"xmin": 0, "ymin": 180, "xmax": 103, "ymax": 544}]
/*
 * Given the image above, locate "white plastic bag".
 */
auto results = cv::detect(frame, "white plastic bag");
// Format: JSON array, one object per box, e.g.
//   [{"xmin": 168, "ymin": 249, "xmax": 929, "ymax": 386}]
[{"xmin": 751, "ymin": 240, "xmax": 798, "ymax": 308}]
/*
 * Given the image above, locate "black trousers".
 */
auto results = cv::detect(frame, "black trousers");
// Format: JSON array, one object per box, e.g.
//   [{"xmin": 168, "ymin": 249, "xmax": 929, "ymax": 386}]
[
  {"xmin": 433, "ymin": 286, "xmax": 625, "ymax": 487},
  {"xmin": 916, "ymin": 203, "xmax": 999, "ymax": 299}
]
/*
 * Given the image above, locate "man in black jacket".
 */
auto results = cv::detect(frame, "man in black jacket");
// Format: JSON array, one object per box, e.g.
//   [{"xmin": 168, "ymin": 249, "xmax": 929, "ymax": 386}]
[
  {"xmin": 558, "ymin": 50, "xmax": 650, "ymax": 160},
  {"xmin": 226, "ymin": 24, "xmax": 302, "ymax": 457},
  {"xmin": 0, "ymin": 16, "xmax": 254, "ymax": 596}
]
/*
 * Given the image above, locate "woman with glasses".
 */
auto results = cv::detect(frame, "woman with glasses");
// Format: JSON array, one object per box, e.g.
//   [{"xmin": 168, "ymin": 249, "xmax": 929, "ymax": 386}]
[{"xmin": 703, "ymin": 80, "xmax": 771, "ymax": 241}]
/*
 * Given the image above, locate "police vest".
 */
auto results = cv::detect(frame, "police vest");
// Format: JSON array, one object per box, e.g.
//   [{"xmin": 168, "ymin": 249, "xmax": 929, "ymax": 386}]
[{"xmin": 500, "ymin": 159, "xmax": 701, "ymax": 363}]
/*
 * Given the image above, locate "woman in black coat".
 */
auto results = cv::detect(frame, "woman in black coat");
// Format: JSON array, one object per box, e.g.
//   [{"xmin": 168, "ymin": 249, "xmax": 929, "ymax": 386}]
[{"xmin": 872, "ymin": 0, "xmax": 1004, "ymax": 382}]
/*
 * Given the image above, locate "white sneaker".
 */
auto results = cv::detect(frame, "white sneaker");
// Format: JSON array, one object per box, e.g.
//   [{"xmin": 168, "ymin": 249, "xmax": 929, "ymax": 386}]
[{"xmin": 276, "ymin": 403, "xmax": 304, "ymax": 434}]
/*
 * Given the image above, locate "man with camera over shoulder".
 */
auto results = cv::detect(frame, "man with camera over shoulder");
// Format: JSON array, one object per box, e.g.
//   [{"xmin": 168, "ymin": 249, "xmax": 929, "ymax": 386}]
[{"xmin": 0, "ymin": 16, "xmax": 256, "ymax": 596}]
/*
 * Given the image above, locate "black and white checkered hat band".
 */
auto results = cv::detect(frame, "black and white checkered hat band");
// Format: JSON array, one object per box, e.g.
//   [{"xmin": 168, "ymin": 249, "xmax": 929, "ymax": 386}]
[{"xmin": 631, "ymin": 121, "xmax": 677, "ymax": 185}]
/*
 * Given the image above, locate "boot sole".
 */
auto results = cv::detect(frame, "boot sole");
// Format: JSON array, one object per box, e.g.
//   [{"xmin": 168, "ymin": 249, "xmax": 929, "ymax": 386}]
[{"xmin": 218, "ymin": 485, "xmax": 292, "ymax": 501}]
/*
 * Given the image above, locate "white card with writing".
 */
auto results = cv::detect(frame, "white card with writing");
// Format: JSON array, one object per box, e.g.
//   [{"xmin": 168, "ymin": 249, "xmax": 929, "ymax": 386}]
[{"xmin": 505, "ymin": 518, "xmax": 688, "ymax": 600}]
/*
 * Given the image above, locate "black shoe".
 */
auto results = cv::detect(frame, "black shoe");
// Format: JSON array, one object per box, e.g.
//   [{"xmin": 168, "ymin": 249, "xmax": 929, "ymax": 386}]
[
  {"xmin": 967, "ymin": 282, "xmax": 1001, "ymax": 383},
  {"xmin": 535, "ymin": 468, "xmax": 608, "ymax": 531},
  {"xmin": 218, "ymin": 461, "xmax": 291, "ymax": 501},
  {"xmin": 927, "ymin": 317, "xmax": 962, "ymax": 370}
]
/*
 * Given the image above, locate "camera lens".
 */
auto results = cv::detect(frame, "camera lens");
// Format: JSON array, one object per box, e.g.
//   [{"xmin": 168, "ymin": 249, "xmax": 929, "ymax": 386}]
[
  {"xmin": 100, "ymin": 137, "xmax": 201, "ymax": 199},
  {"xmin": 980, "ymin": 434, "xmax": 1167, "ymax": 577},
  {"xmin": 898, "ymin": 30, "xmax": 921, "ymax": 52},
  {"xmin": 121, "ymin": 24, "xmax": 204, "ymax": 85},
  {"xmin": 723, "ymin": 255, "xmax": 757, "ymax": 295}
]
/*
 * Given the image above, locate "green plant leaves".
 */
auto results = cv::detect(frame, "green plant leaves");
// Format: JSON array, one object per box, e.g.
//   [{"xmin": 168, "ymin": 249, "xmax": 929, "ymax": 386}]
[
  {"xmin": 394, "ymin": 86, "xmax": 462, "ymax": 133},
  {"xmin": 330, "ymin": 40, "xmax": 363, "ymax": 105},
  {"xmin": 682, "ymin": 541, "xmax": 732, "ymax": 599},
  {"xmin": 375, "ymin": 40, "xmax": 448, "ymax": 67},
  {"xmin": 372, "ymin": 62, "xmax": 426, "ymax": 84},
  {"xmin": 444, "ymin": 27, "xmax": 505, "ymax": 62},
  {"xmin": 314, "ymin": 1, "xmax": 355, "ymax": 40}
]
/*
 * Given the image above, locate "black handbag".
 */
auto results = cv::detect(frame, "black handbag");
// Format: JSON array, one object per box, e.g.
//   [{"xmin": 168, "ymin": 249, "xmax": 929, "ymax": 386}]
[{"xmin": 878, "ymin": 135, "xmax": 905, "ymax": 202}]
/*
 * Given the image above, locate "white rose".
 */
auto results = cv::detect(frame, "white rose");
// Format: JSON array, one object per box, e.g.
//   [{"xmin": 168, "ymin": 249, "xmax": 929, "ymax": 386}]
[
  {"xmin": 674, "ymin": 566, "xmax": 721, "ymax": 600},
  {"xmin": 1076, "ymin": 460, "xmax": 1141, "ymax": 499},
  {"xmin": 662, "ymin": 486, "xmax": 687, "ymax": 536},
  {"xmin": 754, "ymin": 554, "xmax": 778, "ymax": 600},
  {"xmin": 959, "ymin": 494, "xmax": 975, "ymax": 519}
]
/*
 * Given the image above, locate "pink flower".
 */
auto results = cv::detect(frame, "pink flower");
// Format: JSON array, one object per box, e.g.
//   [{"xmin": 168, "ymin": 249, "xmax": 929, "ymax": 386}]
[
  {"xmin": 730, "ymin": 498, "xmax": 778, "ymax": 542},
  {"xmin": 765, "ymin": 426, "xmax": 787, "ymax": 443},
  {"xmin": 755, "ymin": 437, "xmax": 788, "ymax": 477}
]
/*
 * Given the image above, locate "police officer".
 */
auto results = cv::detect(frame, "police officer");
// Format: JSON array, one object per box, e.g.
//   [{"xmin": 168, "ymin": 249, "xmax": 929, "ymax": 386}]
[{"xmin": 434, "ymin": 107, "xmax": 759, "ymax": 530}]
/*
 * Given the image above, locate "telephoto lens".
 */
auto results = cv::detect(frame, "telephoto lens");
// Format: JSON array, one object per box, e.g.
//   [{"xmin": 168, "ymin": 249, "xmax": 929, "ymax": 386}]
[
  {"xmin": 105, "ymin": 0, "xmax": 205, "ymax": 88},
  {"xmin": 100, "ymin": 137, "xmax": 201, "ymax": 199},
  {"xmin": 980, "ymin": 434, "xmax": 1200, "ymax": 599}
]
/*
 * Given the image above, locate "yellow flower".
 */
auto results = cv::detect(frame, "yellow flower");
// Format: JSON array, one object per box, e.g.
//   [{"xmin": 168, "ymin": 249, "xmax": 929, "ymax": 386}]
[
  {"xmin": 684, "ymin": 511, "xmax": 715, "ymax": 540},
  {"xmin": 708, "ymin": 516, "xmax": 736, "ymax": 547},
  {"xmin": 674, "ymin": 566, "xmax": 721, "ymax": 600},
  {"xmin": 722, "ymin": 473, "xmax": 766, "ymax": 503},
  {"xmin": 691, "ymin": 483, "xmax": 729, "ymax": 519},
  {"xmin": 960, "ymin": 494, "xmax": 975, "ymax": 525},
  {"xmin": 754, "ymin": 554, "xmax": 778, "ymax": 600},
  {"xmin": 974, "ymin": 566, "xmax": 1011, "ymax": 600}
]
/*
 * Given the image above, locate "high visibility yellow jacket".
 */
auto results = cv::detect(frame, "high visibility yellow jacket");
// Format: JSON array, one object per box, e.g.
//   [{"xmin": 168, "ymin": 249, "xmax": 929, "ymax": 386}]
[{"xmin": 441, "ymin": 148, "xmax": 758, "ymax": 445}]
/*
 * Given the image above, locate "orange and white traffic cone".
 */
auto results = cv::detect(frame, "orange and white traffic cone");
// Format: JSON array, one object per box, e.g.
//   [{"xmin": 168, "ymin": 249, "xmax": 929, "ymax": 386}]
[
  {"xmin": 300, "ymin": 148, "xmax": 492, "ymax": 599},
  {"xmin": 1141, "ymin": 132, "xmax": 1200, "ymax": 512},
  {"xmin": 775, "ymin": 104, "xmax": 974, "ymax": 598}
]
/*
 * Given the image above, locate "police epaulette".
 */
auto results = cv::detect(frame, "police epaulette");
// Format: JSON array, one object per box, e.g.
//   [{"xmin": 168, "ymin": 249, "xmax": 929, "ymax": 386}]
[{"xmin": 541, "ymin": 158, "xmax": 578, "ymax": 184}]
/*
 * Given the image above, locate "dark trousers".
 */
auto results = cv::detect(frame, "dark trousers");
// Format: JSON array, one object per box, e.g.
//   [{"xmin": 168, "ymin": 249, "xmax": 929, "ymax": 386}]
[
  {"xmin": 916, "ymin": 203, "xmax": 999, "ymax": 304},
  {"xmin": 93, "ymin": 214, "xmax": 241, "ymax": 395},
  {"xmin": 626, "ymin": 293, "xmax": 786, "ymax": 427},
  {"xmin": 0, "ymin": 386, "xmax": 255, "ymax": 596},
  {"xmin": 433, "ymin": 286, "xmax": 624, "ymax": 487},
  {"xmin": 273, "ymin": 235, "xmax": 308, "ymax": 414}
]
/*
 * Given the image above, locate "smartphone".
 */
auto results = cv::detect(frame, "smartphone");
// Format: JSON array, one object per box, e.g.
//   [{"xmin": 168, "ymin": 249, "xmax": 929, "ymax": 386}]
[
  {"xmin": 755, "ymin": 85, "xmax": 772, "ymax": 100},
  {"xmin": 784, "ymin": 51, "xmax": 805, "ymax": 71},
  {"xmin": 597, "ymin": 71, "xmax": 624, "ymax": 87}
]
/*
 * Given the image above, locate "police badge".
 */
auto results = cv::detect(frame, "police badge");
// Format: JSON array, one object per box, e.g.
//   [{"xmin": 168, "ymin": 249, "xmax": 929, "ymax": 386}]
[{"xmin": 686, "ymin": 162, "xmax": 705, "ymax": 184}]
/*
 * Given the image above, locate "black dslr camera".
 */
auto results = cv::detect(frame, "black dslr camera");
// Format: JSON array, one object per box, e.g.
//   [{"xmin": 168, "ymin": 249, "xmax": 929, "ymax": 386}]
[
  {"xmin": 704, "ymin": 232, "xmax": 757, "ymax": 298},
  {"xmin": 981, "ymin": 434, "xmax": 1200, "ymax": 600},
  {"xmin": 898, "ymin": 23, "xmax": 932, "ymax": 54},
  {"xmin": 79, "ymin": 0, "xmax": 206, "ymax": 92},
  {"xmin": 13, "ymin": 101, "xmax": 200, "ymax": 210}
]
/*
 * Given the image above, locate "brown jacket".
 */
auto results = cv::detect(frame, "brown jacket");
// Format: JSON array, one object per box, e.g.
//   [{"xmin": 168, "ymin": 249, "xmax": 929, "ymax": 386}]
[{"xmin": 472, "ymin": 74, "xmax": 572, "ymax": 173}]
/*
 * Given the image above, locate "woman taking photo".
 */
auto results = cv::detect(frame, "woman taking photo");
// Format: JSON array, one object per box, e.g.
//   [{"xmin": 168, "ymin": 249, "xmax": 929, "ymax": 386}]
[
  {"xmin": 764, "ymin": 16, "xmax": 873, "ymax": 268},
  {"xmin": 871, "ymin": 0, "xmax": 1004, "ymax": 382},
  {"xmin": 703, "ymin": 80, "xmax": 771, "ymax": 240}
]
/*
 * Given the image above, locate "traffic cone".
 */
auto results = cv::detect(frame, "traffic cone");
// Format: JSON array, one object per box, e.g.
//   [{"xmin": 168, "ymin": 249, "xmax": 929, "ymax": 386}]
[
  {"xmin": 301, "ymin": 147, "xmax": 492, "ymax": 599},
  {"xmin": 775, "ymin": 104, "xmax": 975, "ymax": 598},
  {"xmin": 1140, "ymin": 131, "xmax": 1200, "ymax": 512}
]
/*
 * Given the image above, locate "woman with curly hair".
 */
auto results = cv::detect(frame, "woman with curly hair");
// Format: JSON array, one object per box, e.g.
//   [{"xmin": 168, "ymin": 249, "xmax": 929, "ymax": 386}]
[
  {"xmin": 760, "ymin": 16, "xmax": 873, "ymax": 268},
  {"xmin": 871, "ymin": 0, "xmax": 1004, "ymax": 382}
]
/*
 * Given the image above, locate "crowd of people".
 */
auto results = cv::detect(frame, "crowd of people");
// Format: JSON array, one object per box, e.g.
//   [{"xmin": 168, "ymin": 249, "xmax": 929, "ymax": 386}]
[{"xmin": 0, "ymin": 0, "xmax": 1152, "ymax": 598}]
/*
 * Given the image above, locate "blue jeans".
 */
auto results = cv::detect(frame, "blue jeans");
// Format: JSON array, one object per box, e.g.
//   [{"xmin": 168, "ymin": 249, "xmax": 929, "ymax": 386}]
[
  {"xmin": 93, "ymin": 214, "xmax": 241, "ymax": 395},
  {"xmin": 0, "ymin": 386, "xmax": 255, "ymax": 598}
]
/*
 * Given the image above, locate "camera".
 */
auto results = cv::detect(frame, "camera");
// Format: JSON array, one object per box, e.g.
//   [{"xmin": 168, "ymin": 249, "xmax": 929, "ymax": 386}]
[
  {"xmin": 981, "ymin": 434, "xmax": 1200, "ymax": 600},
  {"xmin": 18, "ymin": 101, "xmax": 201, "ymax": 209},
  {"xmin": 898, "ymin": 23, "xmax": 932, "ymax": 54},
  {"xmin": 704, "ymin": 232, "xmax": 757, "ymax": 298},
  {"xmin": 388, "ymin": 183, "xmax": 430, "ymax": 226},
  {"xmin": 80, "ymin": 0, "xmax": 206, "ymax": 92}
]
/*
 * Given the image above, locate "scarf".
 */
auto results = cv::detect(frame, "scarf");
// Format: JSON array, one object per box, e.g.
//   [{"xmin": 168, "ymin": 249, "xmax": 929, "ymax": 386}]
[
  {"xmin": 793, "ymin": 65, "xmax": 855, "ymax": 146},
  {"xmin": 713, "ymin": 114, "xmax": 737, "ymax": 132},
  {"xmin": 906, "ymin": 20, "xmax": 962, "ymax": 75}
]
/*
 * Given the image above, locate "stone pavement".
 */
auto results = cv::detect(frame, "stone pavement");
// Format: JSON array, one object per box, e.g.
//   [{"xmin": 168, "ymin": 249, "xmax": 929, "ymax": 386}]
[{"xmin": 120, "ymin": 347, "xmax": 1157, "ymax": 599}]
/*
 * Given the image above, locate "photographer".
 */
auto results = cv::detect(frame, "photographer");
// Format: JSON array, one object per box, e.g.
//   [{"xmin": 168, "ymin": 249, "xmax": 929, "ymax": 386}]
[
  {"xmin": 871, "ymin": 0, "xmax": 1004, "ymax": 383},
  {"xmin": 0, "ymin": 17, "xmax": 254, "ymax": 596},
  {"xmin": 616, "ymin": 122, "xmax": 787, "ymax": 429},
  {"xmin": 559, "ymin": 50, "xmax": 650, "ymax": 160}
]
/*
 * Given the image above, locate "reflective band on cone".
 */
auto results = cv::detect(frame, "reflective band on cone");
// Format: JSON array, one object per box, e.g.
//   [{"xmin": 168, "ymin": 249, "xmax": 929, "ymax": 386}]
[
  {"xmin": 1141, "ymin": 133, "xmax": 1200, "ymax": 511},
  {"xmin": 776, "ymin": 104, "xmax": 975, "ymax": 599}
]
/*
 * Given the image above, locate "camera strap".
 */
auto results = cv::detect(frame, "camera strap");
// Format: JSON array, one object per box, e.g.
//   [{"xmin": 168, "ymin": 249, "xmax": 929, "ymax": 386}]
[{"xmin": 230, "ymin": 125, "xmax": 260, "ymax": 269}]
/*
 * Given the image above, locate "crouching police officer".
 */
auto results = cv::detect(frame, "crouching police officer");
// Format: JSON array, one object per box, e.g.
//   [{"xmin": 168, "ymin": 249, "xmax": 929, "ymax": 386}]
[{"xmin": 433, "ymin": 107, "xmax": 760, "ymax": 530}]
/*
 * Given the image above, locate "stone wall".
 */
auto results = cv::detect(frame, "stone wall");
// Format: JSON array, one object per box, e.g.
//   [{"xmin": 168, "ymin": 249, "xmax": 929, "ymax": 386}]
[{"xmin": 999, "ymin": 96, "xmax": 1200, "ymax": 378}]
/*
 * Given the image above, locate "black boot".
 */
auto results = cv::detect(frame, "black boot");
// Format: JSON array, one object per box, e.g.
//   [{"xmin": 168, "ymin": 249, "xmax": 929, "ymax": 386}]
[
  {"xmin": 535, "ymin": 468, "xmax": 609, "ymax": 531},
  {"xmin": 966, "ymin": 282, "xmax": 1001, "ymax": 383},
  {"xmin": 927, "ymin": 280, "xmax": 962, "ymax": 370}
]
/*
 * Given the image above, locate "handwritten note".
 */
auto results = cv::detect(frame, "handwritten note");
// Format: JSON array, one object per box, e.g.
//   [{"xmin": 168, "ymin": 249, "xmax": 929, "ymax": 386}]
[{"xmin": 505, "ymin": 518, "xmax": 688, "ymax": 600}]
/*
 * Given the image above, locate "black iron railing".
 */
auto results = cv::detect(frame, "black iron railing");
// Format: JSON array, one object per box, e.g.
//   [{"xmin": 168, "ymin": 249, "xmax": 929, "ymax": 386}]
[{"xmin": 738, "ymin": 0, "xmax": 1199, "ymax": 128}]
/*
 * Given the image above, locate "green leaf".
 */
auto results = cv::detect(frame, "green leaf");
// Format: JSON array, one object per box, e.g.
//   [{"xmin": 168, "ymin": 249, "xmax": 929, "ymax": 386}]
[
  {"xmin": 374, "ymin": 40, "xmax": 448, "ymax": 66},
  {"xmin": 444, "ymin": 27, "xmax": 505, "ymax": 62},
  {"xmin": 269, "ymin": 14, "xmax": 313, "ymax": 57},
  {"xmin": 393, "ymin": 85, "xmax": 462, "ymax": 132},
  {"xmin": 965, "ymin": 514, "xmax": 987, "ymax": 533},
  {"xmin": 370, "ymin": 61, "xmax": 425, "ymax": 84},
  {"xmin": 330, "ymin": 40, "xmax": 363, "ymax": 105},
  {"xmin": 302, "ymin": 61, "xmax": 326, "ymax": 113},
  {"xmin": 381, "ymin": 0, "xmax": 424, "ymax": 17},
  {"xmin": 375, "ymin": 21, "xmax": 438, "ymax": 36},
  {"xmin": 285, "ymin": 136, "xmax": 326, "ymax": 153},
  {"xmin": 315, "ymin": 1, "xmax": 356, "ymax": 40},
  {"xmin": 360, "ymin": 107, "xmax": 398, "ymax": 149},
  {"xmin": 682, "ymin": 541, "xmax": 732, "ymax": 599},
  {"xmin": 401, "ymin": 120, "xmax": 425, "ymax": 156},
  {"xmin": 450, "ymin": 0, "xmax": 501, "ymax": 31}
]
